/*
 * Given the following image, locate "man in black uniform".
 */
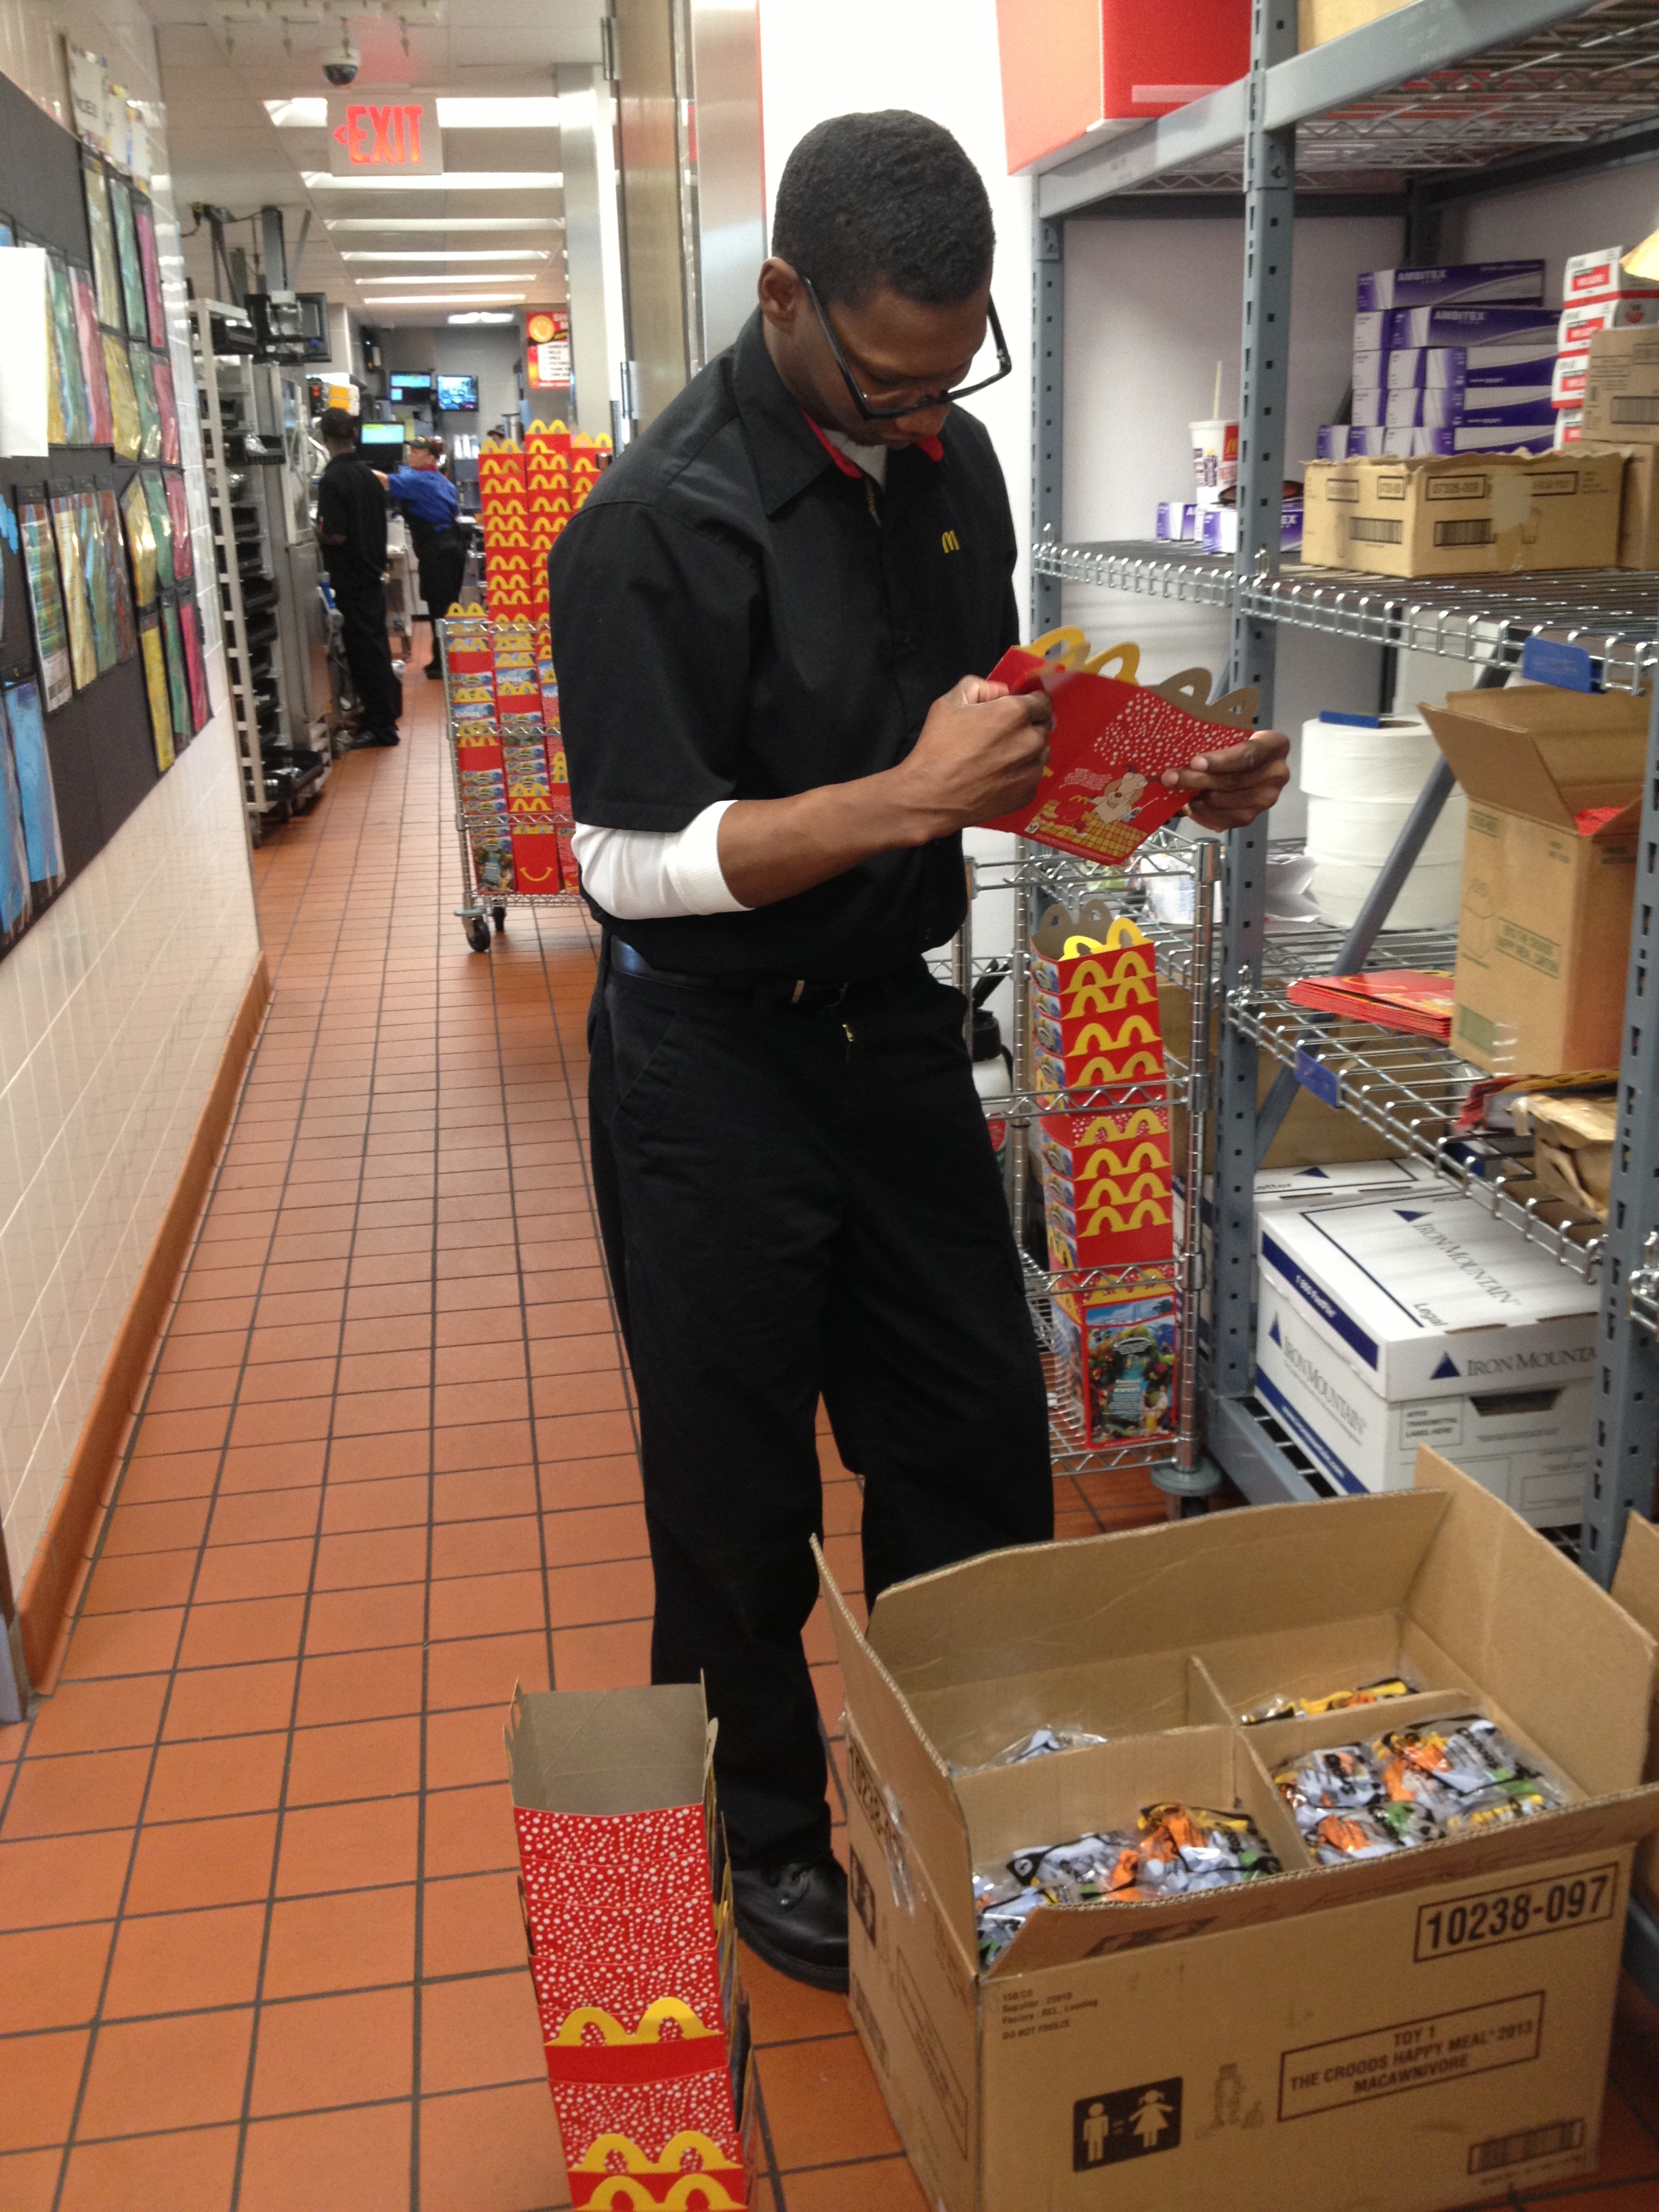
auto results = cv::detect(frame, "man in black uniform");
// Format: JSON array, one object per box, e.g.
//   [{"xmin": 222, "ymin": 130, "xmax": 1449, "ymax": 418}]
[
  {"xmin": 548, "ymin": 112, "xmax": 1289, "ymax": 1989},
  {"xmin": 315, "ymin": 407, "xmax": 402, "ymax": 746}
]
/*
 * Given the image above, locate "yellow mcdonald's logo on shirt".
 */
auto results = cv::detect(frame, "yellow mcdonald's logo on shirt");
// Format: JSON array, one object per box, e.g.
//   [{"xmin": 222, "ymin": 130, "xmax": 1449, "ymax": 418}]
[{"xmin": 941, "ymin": 529, "xmax": 960, "ymax": 553}]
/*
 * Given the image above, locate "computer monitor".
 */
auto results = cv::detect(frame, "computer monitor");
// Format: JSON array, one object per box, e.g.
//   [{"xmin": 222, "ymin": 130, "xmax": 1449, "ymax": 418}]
[
  {"xmin": 389, "ymin": 371, "xmax": 434, "ymax": 400},
  {"xmin": 359, "ymin": 422, "xmax": 406, "ymax": 449},
  {"xmin": 436, "ymin": 373, "xmax": 479, "ymax": 413}
]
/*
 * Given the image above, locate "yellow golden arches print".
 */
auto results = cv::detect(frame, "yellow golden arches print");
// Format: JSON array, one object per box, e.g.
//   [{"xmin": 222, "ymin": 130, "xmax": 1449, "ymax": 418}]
[
  {"xmin": 548, "ymin": 1999, "xmax": 717, "ymax": 2049},
  {"xmin": 573, "ymin": 2131, "xmax": 738, "ymax": 2173},
  {"xmin": 941, "ymin": 528, "xmax": 960, "ymax": 553},
  {"xmin": 582, "ymin": 2182, "xmax": 744, "ymax": 2210}
]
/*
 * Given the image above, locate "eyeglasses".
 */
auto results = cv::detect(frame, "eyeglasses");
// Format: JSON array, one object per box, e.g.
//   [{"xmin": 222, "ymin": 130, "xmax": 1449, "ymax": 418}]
[{"xmin": 800, "ymin": 274, "xmax": 1012, "ymax": 424}]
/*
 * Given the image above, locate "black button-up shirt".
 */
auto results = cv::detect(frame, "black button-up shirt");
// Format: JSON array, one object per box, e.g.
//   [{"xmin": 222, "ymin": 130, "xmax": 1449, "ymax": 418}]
[{"xmin": 546, "ymin": 310, "xmax": 1020, "ymax": 980}]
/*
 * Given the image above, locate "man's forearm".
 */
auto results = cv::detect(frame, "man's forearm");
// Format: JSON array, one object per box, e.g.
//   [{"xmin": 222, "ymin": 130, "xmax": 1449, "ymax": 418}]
[{"xmin": 716, "ymin": 770, "xmax": 937, "ymax": 910}]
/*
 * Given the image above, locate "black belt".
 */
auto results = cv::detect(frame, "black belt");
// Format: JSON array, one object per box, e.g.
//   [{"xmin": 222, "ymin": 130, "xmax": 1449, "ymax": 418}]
[{"xmin": 610, "ymin": 936, "xmax": 871, "ymax": 1010}]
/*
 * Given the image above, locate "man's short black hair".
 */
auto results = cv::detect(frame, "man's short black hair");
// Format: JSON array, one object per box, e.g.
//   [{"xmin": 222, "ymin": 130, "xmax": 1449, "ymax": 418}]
[
  {"xmin": 771, "ymin": 111, "xmax": 994, "ymax": 309},
  {"xmin": 318, "ymin": 406, "xmax": 359, "ymax": 443}
]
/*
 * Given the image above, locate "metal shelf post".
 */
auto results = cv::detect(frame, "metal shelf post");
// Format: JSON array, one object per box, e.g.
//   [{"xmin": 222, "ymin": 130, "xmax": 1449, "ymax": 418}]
[
  {"xmin": 1585, "ymin": 670, "xmax": 1659, "ymax": 1584},
  {"xmin": 1211, "ymin": 0, "xmax": 1297, "ymax": 1407}
]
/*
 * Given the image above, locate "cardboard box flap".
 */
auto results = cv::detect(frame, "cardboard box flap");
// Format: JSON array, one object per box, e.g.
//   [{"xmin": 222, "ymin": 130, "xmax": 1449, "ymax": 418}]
[
  {"xmin": 1612, "ymin": 1510, "xmax": 1659, "ymax": 1641},
  {"xmin": 1409, "ymin": 1453, "xmax": 1656, "ymax": 1799},
  {"xmin": 865, "ymin": 1494, "xmax": 1446, "ymax": 1700},
  {"xmin": 987, "ymin": 1784, "xmax": 1659, "ymax": 1978},
  {"xmin": 505, "ymin": 1683, "xmax": 710, "ymax": 1814},
  {"xmin": 1420, "ymin": 684, "xmax": 1648, "ymax": 832},
  {"xmin": 811, "ymin": 1540, "xmax": 976, "ymax": 1954}
]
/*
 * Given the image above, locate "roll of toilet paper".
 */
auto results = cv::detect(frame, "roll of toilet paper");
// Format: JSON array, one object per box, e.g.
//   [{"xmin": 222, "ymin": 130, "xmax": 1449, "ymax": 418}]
[
  {"xmin": 1305, "ymin": 790, "xmax": 1467, "ymax": 869},
  {"xmin": 1309, "ymin": 855, "xmax": 1462, "ymax": 930},
  {"xmin": 1300, "ymin": 714, "xmax": 1442, "ymax": 802}
]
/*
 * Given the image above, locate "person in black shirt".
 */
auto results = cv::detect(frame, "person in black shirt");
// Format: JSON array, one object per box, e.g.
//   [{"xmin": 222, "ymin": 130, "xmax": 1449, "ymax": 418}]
[
  {"xmin": 315, "ymin": 407, "xmax": 402, "ymax": 746},
  {"xmin": 548, "ymin": 112, "xmax": 1290, "ymax": 1990}
]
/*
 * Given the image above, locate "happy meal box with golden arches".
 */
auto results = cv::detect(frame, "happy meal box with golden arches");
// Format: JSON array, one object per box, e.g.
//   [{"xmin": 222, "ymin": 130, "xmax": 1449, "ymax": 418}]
[
  {"xmin": 1037, "ymin": 1104, "xmax": 1175, "ymax": 1269},
  {"xmin": 979, "ymin": 628, "xmax": 1257, "ymax": 864},
  {"xmin": 1027, "ymin": 903, "xmax": 1167, "ymax": 1097},
  {"xmin": 506, "ymin": 1685, "xmax": 757, "ymax": 2211}
]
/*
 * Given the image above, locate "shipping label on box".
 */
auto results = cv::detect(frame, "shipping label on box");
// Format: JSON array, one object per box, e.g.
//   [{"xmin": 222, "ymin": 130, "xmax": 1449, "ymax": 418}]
[
  {"xmin": 1255, "ymin": 1274, "xmax": 1591, "ymax": 1525},
  {"xmin": 1422, "ymin": 684, "xmax": 1644, "ymax": 1072},
  {"xmin": 1565, "ymin": 246, "xmax": 1657, "ymax": 302},
  {"xmin": 1559, "ymin": 297, "xmax": 1659, "ymax": 353}
]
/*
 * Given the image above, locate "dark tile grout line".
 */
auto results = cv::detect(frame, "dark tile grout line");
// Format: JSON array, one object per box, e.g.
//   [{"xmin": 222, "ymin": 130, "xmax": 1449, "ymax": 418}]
[
  {"xmin": 227, "ymin": 739, "xmax": 424, "ymax": 2212},
  {"xmin": 40, "ymin": 747, "xmax": 378, "ymax": 2212}
]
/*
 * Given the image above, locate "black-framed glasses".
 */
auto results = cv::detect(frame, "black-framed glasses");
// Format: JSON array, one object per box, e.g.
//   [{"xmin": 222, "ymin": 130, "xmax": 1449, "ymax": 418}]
[{"xmin": 800, "ymin": 274, "xmax": 1012, "ymax": 423}]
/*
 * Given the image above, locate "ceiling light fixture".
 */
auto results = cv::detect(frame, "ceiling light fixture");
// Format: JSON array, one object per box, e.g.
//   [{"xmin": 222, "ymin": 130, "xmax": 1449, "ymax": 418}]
[
  {"xmin": 448, "ymin": 309, "xmax": 518, "ymax": 324},
  {"xmin": 340, "ymin": 248, "xmax": 550, "ymax": 260},
  {"xmin": 325, "ymin": 216, "xmax": 560, "ymax": 230},
  {"xmin": 301, "ymin": 169, "xmax": 561, "ymax": 190},
  {"xmin": 369, "ymin": 292, "xmax": 527, "ymax": 304},
  {"xmin": 356, "ymin": 272, "xmax": 527, "ymax": 284}
]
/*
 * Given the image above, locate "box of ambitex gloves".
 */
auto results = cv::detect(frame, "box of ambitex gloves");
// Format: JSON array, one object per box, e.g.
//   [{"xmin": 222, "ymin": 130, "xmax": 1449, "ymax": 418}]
[
  {"xmin": 1254, "ymin": 1269, "xmax": 1591, "ymax": 1527},
  {"xmin": 814, "ymin": 1460, "xmax": 1659, "ymax": 2212}
]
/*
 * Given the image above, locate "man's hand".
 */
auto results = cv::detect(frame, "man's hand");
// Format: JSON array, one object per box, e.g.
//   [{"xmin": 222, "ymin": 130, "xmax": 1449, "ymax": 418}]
[
  {"xmin": 1160, "ymin": 729, "xmax": 1291, "ymax": 832},
  {"xmin": 890, "ymin": 676, "xmax": 1053, "ymax": 842}
]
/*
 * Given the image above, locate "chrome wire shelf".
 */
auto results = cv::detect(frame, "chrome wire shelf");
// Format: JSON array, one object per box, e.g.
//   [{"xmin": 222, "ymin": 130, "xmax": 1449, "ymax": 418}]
[
  {"xmin": 1035, "ymin": 539, "xmax": 1659, "ymax": 693},
  {"xmin": 1226, "ymin": 979, "xmax": 1606, "ymax": 1278}
]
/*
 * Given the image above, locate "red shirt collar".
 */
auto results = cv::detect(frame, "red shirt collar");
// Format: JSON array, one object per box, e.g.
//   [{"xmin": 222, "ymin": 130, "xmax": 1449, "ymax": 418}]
[{"xmin": 800, "ymin": 412, "xmax": 944, "ymax": 472}]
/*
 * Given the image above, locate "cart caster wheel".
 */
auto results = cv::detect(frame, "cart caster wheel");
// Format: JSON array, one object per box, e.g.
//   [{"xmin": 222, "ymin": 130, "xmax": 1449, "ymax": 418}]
[
  {"xmin": 491, "ymin": 904, "xmax": 506, "ymax": 933},
  {"xmin": 466, "ymin": 918, "xmax": 492, "ymax": 954}
]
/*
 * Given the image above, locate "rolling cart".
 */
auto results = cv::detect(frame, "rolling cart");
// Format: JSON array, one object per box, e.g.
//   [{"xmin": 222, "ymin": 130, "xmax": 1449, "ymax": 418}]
[{"xmin": 439, "ymin": 613, "xmax": 582, "ymax": 952}]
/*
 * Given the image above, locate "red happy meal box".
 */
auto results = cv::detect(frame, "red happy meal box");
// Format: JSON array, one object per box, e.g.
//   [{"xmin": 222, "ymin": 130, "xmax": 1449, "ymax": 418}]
[
  {"xmin": 979, "ymin": 629, "xmax": 1257, "ymax": 863},
  {"xmin": 507, "ymin": 1684, "xmax": 758, "ymax": 2211},
  {"xmin": 1038, "ymin": 1105, "xmax": 1175, "ymax": 1269},
  {"xmin": 1028, "ymin": 902, "xmax": 1166, "ymax": 1095}
]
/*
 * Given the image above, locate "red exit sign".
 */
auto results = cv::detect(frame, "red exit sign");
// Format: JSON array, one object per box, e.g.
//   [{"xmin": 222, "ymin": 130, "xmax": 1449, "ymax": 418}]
[{"xmin": 327, "ymin": 97, "xmax": 444, "ymax": 175}]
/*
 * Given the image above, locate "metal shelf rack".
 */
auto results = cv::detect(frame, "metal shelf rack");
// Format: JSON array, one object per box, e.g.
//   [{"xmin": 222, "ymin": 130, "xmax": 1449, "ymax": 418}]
[
  {"xmin": 1037, "ymin": 540, "xmax": 1659, "ymax": 693},
  {"xmin": 1025, "ymin": 0, "xmax": 1659, "ymax": 1996}
]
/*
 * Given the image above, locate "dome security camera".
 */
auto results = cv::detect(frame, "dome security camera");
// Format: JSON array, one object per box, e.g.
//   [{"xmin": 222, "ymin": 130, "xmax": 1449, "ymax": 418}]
[{"xmin": 322, "ymin": 37, "xmax": 361, "ymax": 85}]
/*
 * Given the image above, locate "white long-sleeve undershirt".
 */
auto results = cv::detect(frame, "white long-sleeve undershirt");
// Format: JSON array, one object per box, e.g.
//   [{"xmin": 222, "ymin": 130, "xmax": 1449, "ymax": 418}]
[{"xmin": 569, "ymin": 427, "xmax": 890, "ymax": 923}]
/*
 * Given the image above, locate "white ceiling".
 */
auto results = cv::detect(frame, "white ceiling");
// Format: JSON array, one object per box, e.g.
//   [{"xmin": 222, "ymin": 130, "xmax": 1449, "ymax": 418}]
[{"xmin": 148, "ymin": 0, "xmax": 598, "ymax": 325}]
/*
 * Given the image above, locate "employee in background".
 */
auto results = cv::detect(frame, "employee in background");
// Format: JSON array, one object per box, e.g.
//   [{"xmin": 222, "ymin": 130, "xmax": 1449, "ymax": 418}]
[
  {"xmin": 315, "ymin": 408, "xmax": 402, "ymax": 747},
  {"xmin": 386, "ymin": 436, "xmax": 469, "ymax": 677},
  {"xmin": 548, "ymin": 111, "xmax": 1290, "ymax": 1992}
]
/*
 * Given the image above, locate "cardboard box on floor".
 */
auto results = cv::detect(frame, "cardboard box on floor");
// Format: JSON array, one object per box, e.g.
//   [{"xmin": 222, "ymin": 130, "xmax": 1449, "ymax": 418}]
[
  {"xmin": 1301, "ymin": 451, "xmax": 1623, "ymax": 579},
  {"xmin": 1420, "ymin": 685, "xmax": 1643, "ymax": 1074},
  {"xmin": 817, "ymin": 1457, "xmax": 1659, "ymax": 2212}
]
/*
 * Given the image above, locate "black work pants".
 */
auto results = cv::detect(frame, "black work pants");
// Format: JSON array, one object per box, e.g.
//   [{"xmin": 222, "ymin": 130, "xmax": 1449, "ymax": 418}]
[
  {"xmin": 332, "ymin": 578, "xmax": 403, "ymax": 735},
  {"xmin": 588, "ymin": 953, "xmax": 1053, "ymax": 1868},
  {"xmin": 417, "ymin": 535, "xmax": 468, "ymax": 639}
]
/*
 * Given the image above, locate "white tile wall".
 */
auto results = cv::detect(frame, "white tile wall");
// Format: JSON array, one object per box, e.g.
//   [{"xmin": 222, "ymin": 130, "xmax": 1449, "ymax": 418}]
[
  {"xmin": 0, "ymin": 0, "xmax": 262, "ymax": 1598},
  {"xmin": 0, "ymin": 697, "xmax": 260, "ymax": 1588}
]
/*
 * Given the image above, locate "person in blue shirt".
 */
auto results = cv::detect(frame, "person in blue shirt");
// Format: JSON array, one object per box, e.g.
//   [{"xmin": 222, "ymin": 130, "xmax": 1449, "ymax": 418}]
[{"xmin": 386, "ymin": 438, "xmax": 468, "ymax": 676}]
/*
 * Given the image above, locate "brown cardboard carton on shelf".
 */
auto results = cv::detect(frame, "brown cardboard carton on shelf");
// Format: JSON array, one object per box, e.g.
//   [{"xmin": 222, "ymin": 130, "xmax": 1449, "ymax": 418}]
[
  {"xmin": 819, "ymin": 1455, "xmax": 1659, "ymax": 2212},
  {"xmin": 1612, "ymin": 1513, "xmax": 1659, "ymax": 1914},
  {"xmin": 1301, "ymin": 451, "xmax": 1623, "ymax": 579},
  {"xmin": 1420, "ymin": 684, "xmax": 1643, "ymax": 1075},
  {"xmin": 1300, "ymin": 0, "xmax": 1412, "ymax": 44},
  {"xmin": 1578, "ymin": 440, "xmax": 1659, "ymax": 567},
  {"xmin": 1581, "ymin": 327, "xmax": 1659, "ymax": 444}
]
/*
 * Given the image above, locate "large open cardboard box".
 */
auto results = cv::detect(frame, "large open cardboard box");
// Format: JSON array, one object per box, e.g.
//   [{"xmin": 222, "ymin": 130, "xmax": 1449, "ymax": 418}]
[
  {"xmin": 1420, "ymin": 684, "xmax": 1644, "ymax": 1074},
  {"xmin": 1610, "ymin": 1512, "xmax": 1659, "ymax": 1917},
  {"xmin": 820, "ymin": 1458, "xmax": 1659, "ymax": 2212}
]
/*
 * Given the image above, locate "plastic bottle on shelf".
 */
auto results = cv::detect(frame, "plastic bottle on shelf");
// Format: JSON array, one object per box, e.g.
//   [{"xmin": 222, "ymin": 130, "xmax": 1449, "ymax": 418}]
[{"xmin": 971, "ymin": 966, "xmax": 1015, "ymax": 1197}]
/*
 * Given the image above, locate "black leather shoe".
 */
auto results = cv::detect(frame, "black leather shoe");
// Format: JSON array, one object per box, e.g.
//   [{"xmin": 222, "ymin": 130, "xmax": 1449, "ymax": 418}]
[{"xmin": 732, "ymin": 1855, "xmax": 848, "ymax": 1991}]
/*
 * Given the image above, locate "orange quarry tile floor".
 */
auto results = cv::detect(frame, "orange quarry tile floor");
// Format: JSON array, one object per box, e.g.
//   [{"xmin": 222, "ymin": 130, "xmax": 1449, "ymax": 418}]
[{"xmin": 4, "ymin": 674, "xmax": 1659, "ymax": 2210}]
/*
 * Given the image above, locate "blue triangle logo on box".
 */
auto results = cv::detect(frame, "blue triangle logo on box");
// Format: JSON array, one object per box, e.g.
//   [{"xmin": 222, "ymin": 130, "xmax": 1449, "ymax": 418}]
[
  {"xmin": 1431, "ymin": 1353, "xmax": 1460, "ymax": 1380},
  {"xmin": 1270, "ymin": 1317, "xmax": 1282, "ymax": 1346},
  {"xmin": 1399, "ymin": 1209, "xmax": 1431, "ymax": 1221}
]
